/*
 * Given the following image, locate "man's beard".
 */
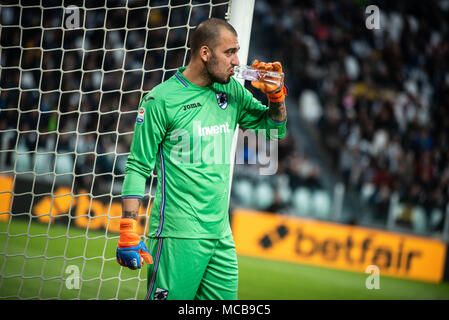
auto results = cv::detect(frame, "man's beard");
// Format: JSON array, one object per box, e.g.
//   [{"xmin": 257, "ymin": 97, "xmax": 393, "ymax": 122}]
[{"xmin": 205, "ymin": 55, "xmax": 230, "ymax": 85}]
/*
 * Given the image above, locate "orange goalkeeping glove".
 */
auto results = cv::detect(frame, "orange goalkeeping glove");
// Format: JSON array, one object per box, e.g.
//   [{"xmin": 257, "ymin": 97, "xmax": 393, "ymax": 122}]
[
  {"xmin": 116, "ymin": 218, "xmax": 153, "ymax": 270},
  {"xmin": 251, "ymin": 59, "xmax": 288, "ymax": 103}
]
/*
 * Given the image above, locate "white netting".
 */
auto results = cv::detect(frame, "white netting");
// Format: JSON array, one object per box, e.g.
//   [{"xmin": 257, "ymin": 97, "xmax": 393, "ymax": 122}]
[{"xmin": 0, "ymin": 0, "xmax": 231, "ymax": 300}]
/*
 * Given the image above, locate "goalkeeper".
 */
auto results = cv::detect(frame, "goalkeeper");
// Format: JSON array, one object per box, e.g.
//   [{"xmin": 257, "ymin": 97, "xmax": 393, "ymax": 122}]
[{"xmin": 116, "ymin": 17, "xmax": 287, "ymax": 300}]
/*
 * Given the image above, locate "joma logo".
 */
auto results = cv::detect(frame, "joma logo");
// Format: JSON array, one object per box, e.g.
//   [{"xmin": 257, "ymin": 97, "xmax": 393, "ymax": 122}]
[{"xmin": 183, "ymin": 102, "xmax": 202, "ymax": 111}]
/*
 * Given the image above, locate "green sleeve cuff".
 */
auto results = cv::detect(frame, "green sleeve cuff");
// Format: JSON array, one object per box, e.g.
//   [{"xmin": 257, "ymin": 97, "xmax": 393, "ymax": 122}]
[
  {"xmin": 269, "ymin": 115, "xmax": 287, "ymax": 124},
  {"xmin": 265, "ymin": 115, "xmax": 287, "ymax": 140},
  {"xmin": 122, "ymin": 170, "xmax": 147, "ymax": 197}
]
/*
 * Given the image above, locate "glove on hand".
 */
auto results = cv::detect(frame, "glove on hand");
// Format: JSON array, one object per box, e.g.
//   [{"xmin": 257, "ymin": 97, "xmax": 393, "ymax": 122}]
[
  {"xmin": 250, "ymin": 59, "xmax": 287, "ymax": 103},
  {"xmin": 116, "ymin": 218, "xmax": 153, "ymax": 270}
]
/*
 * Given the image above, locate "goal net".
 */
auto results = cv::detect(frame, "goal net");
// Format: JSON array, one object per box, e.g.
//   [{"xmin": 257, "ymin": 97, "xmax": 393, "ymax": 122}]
[{"xmin": 0, "ymin": 0, "xmax": 235, "ymax": 300}]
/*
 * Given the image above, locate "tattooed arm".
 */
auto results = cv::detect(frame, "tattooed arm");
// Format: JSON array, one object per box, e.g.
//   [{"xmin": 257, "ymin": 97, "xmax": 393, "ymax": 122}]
[
  {"xmin": 121, "ymin": 198, "xmax": 141, "ymax": 221},
  {"xmin": 268, "ymin": 100, "xmax": 287, "ymax": 122}
]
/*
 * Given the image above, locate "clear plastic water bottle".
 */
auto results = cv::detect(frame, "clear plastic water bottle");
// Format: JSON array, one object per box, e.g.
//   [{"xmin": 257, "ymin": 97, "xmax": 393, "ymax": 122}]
[{"xmin": 233, "ymin": 65, "xmax": 284, "ymax": 88}]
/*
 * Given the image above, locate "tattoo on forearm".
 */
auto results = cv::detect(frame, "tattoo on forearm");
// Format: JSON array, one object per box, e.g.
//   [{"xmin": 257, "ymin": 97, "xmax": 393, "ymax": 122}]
[
  {"xmin": 122, "ymin": 199, "xmax": 141, "ymax": 220},
  {"xmin": 123, "ymin": 210, "xmax": 138, "ymax": 219},
  {"xmin": 268, "ymin": 101, "xmax": 287, "ymax": 121}
]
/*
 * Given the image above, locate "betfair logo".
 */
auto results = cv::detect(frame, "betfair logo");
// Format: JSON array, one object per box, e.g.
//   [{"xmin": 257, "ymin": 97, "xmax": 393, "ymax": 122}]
[{"xmin": 183, "ymin": 102, "xmax": 202, "ymax": 111}]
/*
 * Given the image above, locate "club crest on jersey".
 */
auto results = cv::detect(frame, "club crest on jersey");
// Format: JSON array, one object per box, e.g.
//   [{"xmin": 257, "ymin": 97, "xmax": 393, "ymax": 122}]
[
  {"xmin": 216, "ymin": 92, "xmax": 228, "ymax": 110},
  {"xmin": 136, "ymin": 107, "xmax": 145, "ymax": 123}
]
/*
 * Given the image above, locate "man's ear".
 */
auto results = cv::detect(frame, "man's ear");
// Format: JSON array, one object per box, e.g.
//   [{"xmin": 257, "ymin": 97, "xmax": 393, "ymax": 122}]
[{"xmin": 199, "ymin": 45, "xmax": 210, "ymax": 63}]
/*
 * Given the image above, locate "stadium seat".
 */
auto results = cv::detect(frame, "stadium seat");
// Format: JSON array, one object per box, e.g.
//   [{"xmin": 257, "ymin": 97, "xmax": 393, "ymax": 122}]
[
  {"xmin": 233, "ymin": 179, "xmax": 253, "ymax": 208},
  {"xmin": 55, "ymin": 154, "xmax": 74, "ymax": 174},
  {"xmin": 254, "ymin": 182, "xmax": 274, "ymax": 211},
  {"xmin": 34, "ymin": 149, "xmax": 53, "ymax": 174},
  {"xmin": 391, "ymin": 202, "xmax": 404, "ymax": 222},
  {"xmin": 299, "ymin": 89, "xmax": 322, "ymax": 123},
  {"xmin": 0, "ymin": 132, "xmax": 14, "ymax": 169},
  {"xmin": 312, "ymin": 190, "xmax": 332, "ymax": 219},
  {"xmin": 278, "ymin": 184, "xmax": 292, "ymax": 204},
  {"xmin": 14, "ymin": 143, "xmax": 31, "ymax": 173},
  {"xmin": 292, "ymin": 187, "xmax": 311, "ymax": 217},
  {"xmin": 412, "ymin": 206, "xmax": 427, "ymax": 233},
  {"xmin": 361, "ymin": 183, "xmax": 375, "ymax": 203},
  {"xmin": 275, "ymin": 175, "xmax": 292, "ymax": 204},
  {"xmin": 114, "ymin": 154, "xmax": 127, "ymax": 174},
  {"xmin": 55, "ymin": 154, "xmax": 75, "ymax": 184},
  {"xmin": 429, "ymin": 209, "xmax": 443, "ymax": 231}
]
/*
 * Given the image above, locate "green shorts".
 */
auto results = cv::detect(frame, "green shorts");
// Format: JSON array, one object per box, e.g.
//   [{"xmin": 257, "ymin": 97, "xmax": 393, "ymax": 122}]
[{"xmin": 145, "ymin": 233, "xmax": 238, "ymax": 300}]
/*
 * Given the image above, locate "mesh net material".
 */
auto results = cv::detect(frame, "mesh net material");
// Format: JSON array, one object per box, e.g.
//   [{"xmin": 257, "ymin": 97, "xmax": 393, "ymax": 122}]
[{"xmin": 0, "ymin": 0, "xmax": 231, "ymax": 300}]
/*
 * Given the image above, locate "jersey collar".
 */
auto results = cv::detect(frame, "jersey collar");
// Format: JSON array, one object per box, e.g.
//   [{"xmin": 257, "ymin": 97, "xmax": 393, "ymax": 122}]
[
  {"xmin": 175, "ymin": 66, "xmax": 209, "ymax": 91},
  {"xmin": 175, "ymin": 67, "xmax": 190, "ymax": 88}
]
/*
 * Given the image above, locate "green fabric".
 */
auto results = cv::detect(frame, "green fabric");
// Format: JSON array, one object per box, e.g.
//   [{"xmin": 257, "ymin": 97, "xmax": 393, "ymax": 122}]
[
  {"xmin": 122, "ymin": 66, "xmax": 287, "ymax": 238},
  {"xmin": 121, "ymin": 170, "xmax": 147, "ymax": 197},
  {"xmin": 146, "ymin": 234, "xmax": 238, "ymax": 300}
]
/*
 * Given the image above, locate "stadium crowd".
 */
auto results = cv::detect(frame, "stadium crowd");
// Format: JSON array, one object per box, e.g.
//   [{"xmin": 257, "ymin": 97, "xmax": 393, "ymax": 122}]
[
  {"xmin": 0, "ymin": 0, "xmax": 231, "ymax": 192},
  {"xmin": 250, "ymin": 0, "xmax": 449, "ymax": 231},
  {"xmin": 1, "ymin": 0, "xmax": 447, "ymax": 233},
  {"xmin": 1, "ymin": 0, "xmax": 325, "ymax": 218}
]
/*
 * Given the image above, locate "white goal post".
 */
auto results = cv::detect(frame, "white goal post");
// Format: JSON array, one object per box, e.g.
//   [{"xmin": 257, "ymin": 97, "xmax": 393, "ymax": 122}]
[{"xmin": 0, "ymin": 0, "xmax": 254, "ymax": 300}]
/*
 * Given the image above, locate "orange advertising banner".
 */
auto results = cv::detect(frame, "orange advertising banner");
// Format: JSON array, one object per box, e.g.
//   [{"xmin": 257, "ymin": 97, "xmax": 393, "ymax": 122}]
[
  {"xmin": 1, "ymin": 174, "xmax": 151, "ymax": 235},
  {"xmin": 0, "ymin": 175, "xmax": 13, "ymax": 221},
  {"xmin": 29, "ymin": 187, "xmax": 152, "ymax": 235},
  {"xmin": 232, "ymin": 209, "xmax": 447, "ymax": 283}
]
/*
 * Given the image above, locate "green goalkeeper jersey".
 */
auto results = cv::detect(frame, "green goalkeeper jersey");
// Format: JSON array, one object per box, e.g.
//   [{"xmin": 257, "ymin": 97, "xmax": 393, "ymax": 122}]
[{"xmin": 122, "ymin": 66, "xmax": 287, "ymax": 239}]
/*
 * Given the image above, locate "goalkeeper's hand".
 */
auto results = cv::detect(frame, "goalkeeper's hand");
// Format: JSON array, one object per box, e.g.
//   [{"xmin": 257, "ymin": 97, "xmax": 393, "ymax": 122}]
[
  {"xmin": 250, "ymin": 59, "xmax": 287, "ymax": 103},
  {"xmin": 116, "ymin": 218, "xmax": 153, "ymax": 270}
]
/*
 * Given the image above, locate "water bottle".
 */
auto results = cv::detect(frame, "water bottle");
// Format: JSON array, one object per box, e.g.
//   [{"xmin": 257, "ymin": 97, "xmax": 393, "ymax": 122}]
[{"xmin": 233, "ymin": 65, "xmax": 284, "ymax": 88}]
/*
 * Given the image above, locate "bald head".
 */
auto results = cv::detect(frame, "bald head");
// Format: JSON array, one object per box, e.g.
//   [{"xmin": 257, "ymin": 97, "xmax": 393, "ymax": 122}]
[{"xmin": 189, "ymin": 18, "xmax": 237, "ymax": 55}]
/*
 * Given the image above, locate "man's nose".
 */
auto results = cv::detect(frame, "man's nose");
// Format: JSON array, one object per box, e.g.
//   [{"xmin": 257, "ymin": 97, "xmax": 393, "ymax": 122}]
[{"xmin": 232, "ymin": 54, "xmax": 240, "ymax": 66}]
